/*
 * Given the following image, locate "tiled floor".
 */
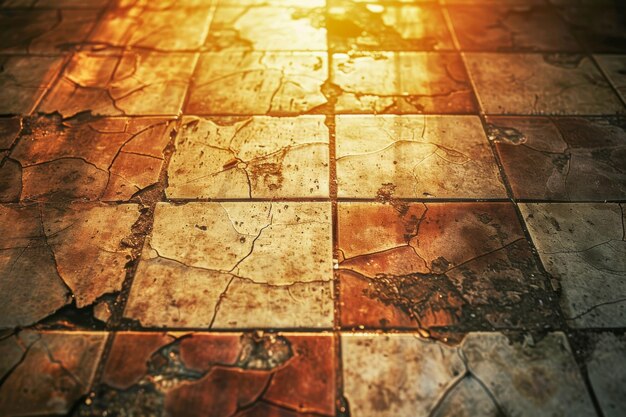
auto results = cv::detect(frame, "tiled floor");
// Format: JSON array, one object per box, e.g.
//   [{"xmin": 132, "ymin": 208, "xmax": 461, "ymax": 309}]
[{"xmin": 0, "ymin": 0, "xmax": 625, "ymax": 416}]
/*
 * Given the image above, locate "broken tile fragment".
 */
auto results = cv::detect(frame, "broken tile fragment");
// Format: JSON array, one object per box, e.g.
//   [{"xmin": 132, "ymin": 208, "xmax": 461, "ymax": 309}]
[
  {"xmin": 336, "ymin": 115, "xmax": 505, "ymax": 198},
  {"xmin": 490, "ymin": 116, "xmax": 626, "ymax": 200},
  {"xmin": 586, "ymin": 332, "xmax": 626, "ymax": 417},
  {"xmin": 342, "ymin": 332, "xmax": 596, "ymax": 417},
  {"xmin": 328, "ymin": 1, "xmax": 454, "ymax": 52},
  {"xmin": 0, "ymin": 55, "xmax": 64, "ymax": 115},
  {"xmin": 0, "ymin": 331, "xmax": 106, "ymax": 417},
  {"xmin": 167, "ymin": 116, "xmax": 329, "ymax": 199},
  {"xmin": 125, "ymin": 202, "xmax": 333, "ymax": 328},
  {"xmin": 338, "ymin": 202, "xmax": 557, "ymax": 330},
  {"xmin": 186, "ymin": 52, "xmax": 327, "ymax": 115},
  {"xmin": 5, "ymin": 115, "xmax": 174, "ymax": 202},
  {"xmin": 331, "ymin": 52, "xmax": 476, "ymax": 114},
  {"xmin": 466, "ymin": 53, "xmax": 625, "ymax": 115},
  {"xmin": 79, "ymin": 332, "xmax": 335, "ymax": 416},
  {"xmin": 39, "ymin": 50, "xmax": 197, "ymax": 117},
  {"xmin": 521, "ymin": 203, "xmax": 626, "ymax": 328}
]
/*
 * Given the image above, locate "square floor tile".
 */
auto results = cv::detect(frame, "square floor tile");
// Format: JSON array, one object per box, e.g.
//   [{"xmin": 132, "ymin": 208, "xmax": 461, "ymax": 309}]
[
  {"xmin": 595, "ymin": 54, "xmax": 626, "ymax": 103},
  {"xmin": 167, "ymin": 116, "xmax": 329, "ymax": 199},
  {"xmin": 489, "ymin": 116, "xmax": 626, "ymax": 201},
  {"xmin": 336, "ymin": 115, "xmax": 505, "ymax": 198},
  {"xmin": 39, "ymin": 50, "xmax": 197, "ymax": 117},
  {"xmin": 337, "ymin": 202, "xmax": 557, "ymax": 330},
  {"xmin": 466, "ymin": 53, "xmax": 625, "ymax": 115},
  {"xmin": 342, "ymin": 332, "xmax": 595, "ymax": 417},
  {"xmin": 520, "ymin": 203, "xmax": 626, "ymax": 328},
  {"xmin": 1, "ymin": 115, "xmax": 175, "ymax": 203},
  {"xmin": 207, "ymin": 5, "xmax": 326, "ymax": 51},
  {"xmin": 327, "ymin": 1, "xmax": 454, "ymax": 52},
  {"xmin": 0, "ymin": 55, "xmax": 64, "ymax": 115},
  {"xmin": 448, "ymin": 5, "xmax": 580, "ymax": 52},
  {"xmin": 125, "ymin": 202, "xmax": 333, "ymax": 328},
  {"xmin": 332, "ymin": 52, "xmax": 477, "ymax": 114},
  {"xmin": 186, "ymin": 52, "xmax": 328, "ymax": 115}
]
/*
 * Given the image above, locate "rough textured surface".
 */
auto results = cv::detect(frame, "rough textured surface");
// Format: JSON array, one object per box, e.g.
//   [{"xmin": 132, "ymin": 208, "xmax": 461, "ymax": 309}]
[{"xmin": 586, "ymin": 333, "xmax": 626, "ymax": 417}]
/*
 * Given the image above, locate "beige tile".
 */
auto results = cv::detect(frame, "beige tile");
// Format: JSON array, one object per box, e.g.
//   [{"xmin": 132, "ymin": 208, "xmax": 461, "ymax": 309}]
[
  {"xmin": 186, "ymin": 52, "xmax": 327, "ymax": 115},
  {"xmin": 125, "ymin": 202, "xmax": 333, "ymax": 328},
  {"xmin": 167, "ymin": 116, "xmax": 329, "ymax": 199},
  {"xmin": 342, "ymin": 332, "xmax": 596, "ymax": 417},
  {"xmin": 520, "ymin": 203, "xmax": 626, "ymax": 328},
  {"xmin": 336, "ymin": 115, "xmax": 505, "ymax": 198},
  {"xmin": 40, "ymin": 50, "xmax": 197, "ymax": 117},
  {"xmin": 466, "ymin": 53, "xmax": 625, "ymax": 115}
]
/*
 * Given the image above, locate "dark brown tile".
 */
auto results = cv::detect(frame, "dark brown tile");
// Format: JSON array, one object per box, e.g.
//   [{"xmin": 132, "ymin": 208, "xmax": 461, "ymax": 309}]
[{"xmin": 558, "ymin": 6, "xmax": 626, "ymax": 53}]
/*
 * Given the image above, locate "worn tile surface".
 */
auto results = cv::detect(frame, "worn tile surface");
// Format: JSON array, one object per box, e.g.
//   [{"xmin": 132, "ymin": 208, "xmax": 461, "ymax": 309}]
[
  {"xmin": 595, "ymin": 55, "xmax": 626, "ymax": 103},
  {"xmin": 586, "ymin": 333, "xmax": 626, "ymax": 417},
  {"xmin": 520, "ymin": 203, "xmax": 626, "ymax": 328}
]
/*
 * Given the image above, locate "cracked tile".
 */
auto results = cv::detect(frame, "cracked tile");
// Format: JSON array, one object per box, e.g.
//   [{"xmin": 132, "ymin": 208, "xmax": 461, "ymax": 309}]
[
  {"xmin": 327, "ymin": 1, "xmax": 454, "ymax": 52},
  {"xmin": 186, "ymin": 51, "xmax": 327, "ymax": 115},
  {"xmin": 91, "ymin": 4, "xmax": 215, "ymax": 51},
  {"xmin": 77, "ymin": 332, "xmax": 335, "ymax": 416},
  {"xmin": 207, "ymin": 5, "xmax": 326, "ymax": 51},
  {"xmin": 0, "ymin": 203, "xmax": 139, "ymax": 328},
  {"xmin": 125, "ymin": 202, "xmax": 333, "ymax": 328},
  {"xmin": 585, "ymin": 332, "xmax": 626, "ymax": 417},
  {"xmin": 0, "ymin": 330, "xmax": 106, "ymax": 417},
  {"xmin": 0, "ymin": 9, "xmax": 97, "ymax": 54},
  {"xmin": 557, "ymin": 6, "xmax": 626, "ymax": 53},
  {"xmin": 489, "ymin": 116, "xmax": 626, "ymax": 201},
  {"xmin": 0, "ymin": 55, "xmax": 64, "ymax": 115},
  {"xmin": 168, "ymin": 116, "xmax": 329, "ymax": 199},
  {"xmin": 1, "ymin": 115, "xmax": 175, "ymax": 202},
  {"xmin": 448, "ymin": 5, "xmax": 580, "ymax": 52},
  {"xmin": 336, "ymin": 115, "xmax": 505, "ymax": 198},
  {"xmin": 342, "ymin": 332, "xmax": 595, "ymax": 417},
  {"xmin": 331, "ymin": 52, "xmax": 477, "ymax": 114},
  {"xmin": 39, "ymin": 50, "xmax": 197, "ymax": 117},
  {"xmin": 595, "ymin": 54, "xmax": 626, "ymax": 103},
  {"xmin": 520, "ymin": 203, "xmax": 626, "ymax": 328},
  {"xmin": 338, "ymin": 202, "xmax": 557, "ymax": 331},
  {"xmin": 466, "ymin": 53, "xmax": 625, "ymax": 115}
]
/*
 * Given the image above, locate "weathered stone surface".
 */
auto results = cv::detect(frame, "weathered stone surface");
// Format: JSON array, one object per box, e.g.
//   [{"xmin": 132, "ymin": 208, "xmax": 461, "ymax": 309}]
[
  {"xmin": 342, "ymin": 332, "xmax": 596, "ymax": 417},
  {"xmin": 78, "ymin": 332, "xmax": 335, "ymax": 417},
  {"xmin": 336, "ymin": 115, "xmax": 505, "ymax": 198},
  {"xmin": 586, "ymin": 333, "xmax": 626, "ymax": 417},
  {"xmin": 520, "ymin": 203, "xmax": 626, "ymax": 327},
  {"xmin": 490, "ymin": 116, "xmax": 626, "ymax": 200},
  {"xmin": 125, "ymin": 202, "xmax": 333, "ymax": 328},
  {"xmin": 167, "ymin": 116, "xmax": 329, "ymax": 199},
  {"xmin": 331, "ymin": 52, "xmax": 476, "ymax": 114},
  {"xmin": 0, "ymin": 331, "xmax": 106, "ymax": 417},
  {"xmin": 338, "ymin": 202, "xmax": 557, "ymax": 330},
  {"xmin": 466, "ymin": 53, "xmax": 625, "ymax": 115},
  {"xmin": 595, "ymin": 55, "xmax": 626, "ymax": 103},
  {"xmin": 40, "ymin": 50, "xmax": 196, "ymax": 117},
  {"xmin": 186, "ymin": 52, "xmax": 327, "ymax": 115}
]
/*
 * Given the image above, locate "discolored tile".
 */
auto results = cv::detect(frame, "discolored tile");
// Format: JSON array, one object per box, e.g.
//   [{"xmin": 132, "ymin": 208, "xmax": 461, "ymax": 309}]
[
  {"xmin": 207, "ymin": 5, "xmax": 326, "ymax": 51},
  {"xmin": 342, "ymin": 332, "xmax": 595, "ymax": 417},
  {"xmin": 4, "ymin": 115, "xmax": 175, "ymax": 202},
  {"xmin": 0, "ymin": 203, "xmax": 139, "ymax": 328},
  {"xmin": 489, "ymin": 117, "xmax": 626, "ymax": 201},
  {"xmin": 167, "ymin": 116, "xmax": 329, "ymax": 199},
  {"xmin": 327, "ymin": 1, "xmax": 454, "ymax": 52},
  {"xmin": 186, "ymin": 51, "xmax": 327, "ymax": 115},
  {"xmin": 0, "ymin": 55, "xmax": 64, "ymax": 115},
  {"xmin": 78, "ymin": 332, "xmax": 335, "ymax": 417},
  {"xmin": 0, "ymin": 331, "xmax": 106, "ymax": 417},
  {"xmin": 557, "ymin": 6, "xmax": 626, "ymax": 53},
  {"xmin": 585, "ymin": 333, "xmax": 626, "ymax": 417},
  {"xmin": 448, "ymin": 5, "xmax": 580, "ymax": 52},
  {"xmin": 595, "ymin": 54, "xmax": 626, "ymax": 103},
  {"xmin": 336, "ymin": 115, "xmax": 505, "ymax": 198},
  {"xmin": 331, "ymin": 52, "xmax": 477, "ymax": 114},
  {"xmin": 91, "ymin": 4, "xmax": 214, "ymax": 51},
  {"xmin": 466, "ymin": 53, "xmax": 625, "ymax": 115},
  {"xmin": 520, "ymin": 203, "xmax": 626, "ymax": 328},
  {"xmin": 125, "ymin": 202, "xmax": 333, "ymax": 328},
  {"xmin": 338, "ymin": 202, "xmax": 557, "ymax": 331},
  {"xmin": 39, "ymin": 50, "xmax": 197, "ymax": 117}
]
